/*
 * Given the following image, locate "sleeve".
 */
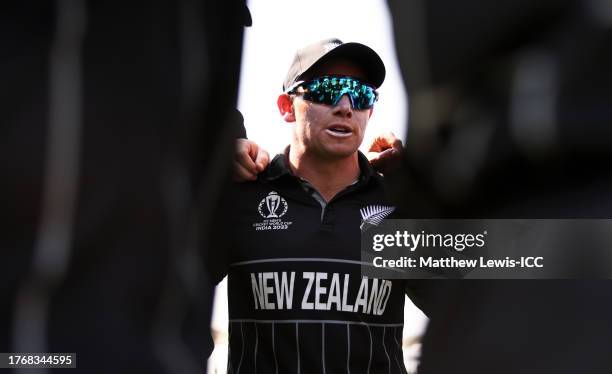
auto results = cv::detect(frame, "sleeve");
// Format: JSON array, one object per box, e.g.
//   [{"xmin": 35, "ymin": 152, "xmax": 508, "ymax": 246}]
[
  {"xmin": 204, "ymin": 182, "xmax": 238, "ymax": 286},
  {"xmin": 234, "ymin": 108, "xmax": 247, "ymax": 139}
]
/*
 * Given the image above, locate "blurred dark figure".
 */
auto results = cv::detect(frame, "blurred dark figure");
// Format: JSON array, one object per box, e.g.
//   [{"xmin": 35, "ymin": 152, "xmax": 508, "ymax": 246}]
[
  {"xmin": 386, "ymin": 0, "xmax": 612, "ymax": 372},
  {"xmin": 1, "ymin": 0, "xmax": 248, "ymax": 372}
]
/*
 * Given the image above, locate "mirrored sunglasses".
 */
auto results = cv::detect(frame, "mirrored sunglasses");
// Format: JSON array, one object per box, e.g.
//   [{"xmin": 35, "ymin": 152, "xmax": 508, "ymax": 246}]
[{"xmin": 287, "ymin": 76, "xmax": 378, "ymax": 110}]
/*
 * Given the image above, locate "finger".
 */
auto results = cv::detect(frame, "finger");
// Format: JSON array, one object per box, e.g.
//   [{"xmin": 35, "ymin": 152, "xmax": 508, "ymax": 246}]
[
  {"xmin": 366, "ymin": 150, "xmax": 381, "ymax": 163},
  {"xmin": 236, "ymin": 138, "xmax": 259, "ymax": 161},
  {"xmin": 366, "ymin": 148, "xmax": 392, "ymax": 163},
  {"xmin": 246, "ymin": 140, "xmax": 259, "ymax": 160},
  {"xmin": 235, "ymin": 141, "xmax": 258, "ymax": 174},
  {"xmin": 377, "ymin": 148, "xmax": 395, "ymax": 159},
  {"xmin": 368, "ymin": 146, "xmax": 403, "ymax": 174},
  {"xmin": 389, "ymin": 137, "xmax": 403, "ymax": 153},
  {"xmin": 380, "ymin": 131, "xmax": 403, "ymax": 150},
  {"xmin": 234, "ymin": 162, "xmax": 257, "ymax": 182},
  {"xmin": 368, "ymin": 132, "xmax": 399, "ymax": 153},
  {"xmin": 254, "ymin": 148, "xmax": 270, "ymax": 172}
]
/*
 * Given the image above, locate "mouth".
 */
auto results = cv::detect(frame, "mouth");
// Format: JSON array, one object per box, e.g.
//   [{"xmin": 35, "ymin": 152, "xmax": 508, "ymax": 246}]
[{"xmin": 325, "ymin": 124, "xmax": 353, "ymax": 138}]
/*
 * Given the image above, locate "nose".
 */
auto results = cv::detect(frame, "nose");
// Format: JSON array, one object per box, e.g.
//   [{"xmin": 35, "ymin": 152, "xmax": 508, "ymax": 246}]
[{"xmin": 332, "ymin": 94, "xmax": 353, "ymax": 118}]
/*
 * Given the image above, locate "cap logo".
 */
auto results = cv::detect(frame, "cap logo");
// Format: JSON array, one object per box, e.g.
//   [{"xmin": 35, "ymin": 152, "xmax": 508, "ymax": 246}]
[{"xmin": 323, "ymin": 41, "xmax": 342, "ymax": 52}]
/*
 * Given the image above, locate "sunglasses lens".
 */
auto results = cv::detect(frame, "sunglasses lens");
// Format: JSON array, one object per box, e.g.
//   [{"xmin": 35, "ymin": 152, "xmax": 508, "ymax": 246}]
[
  {"xmin": 297, "ymin": 76, "xmax": 377, "ymax": 109},
  {"xmin": 352, "ymin": 83, "xmax": 377, "ymax": 109}
]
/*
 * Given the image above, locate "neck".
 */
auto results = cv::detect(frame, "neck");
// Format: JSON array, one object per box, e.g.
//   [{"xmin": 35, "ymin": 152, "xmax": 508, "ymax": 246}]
[{"xmin": 288, "ymin": 145, "xmax": 361, "ymax": 202}]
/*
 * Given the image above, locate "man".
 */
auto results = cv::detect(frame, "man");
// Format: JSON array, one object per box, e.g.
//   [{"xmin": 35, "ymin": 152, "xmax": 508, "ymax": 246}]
[
  {"xmin": 210, "ymin": 38, "xmax": 429, "ymax": 374},
  {"xmin": 385, "ymin": 1, "xmax": 612, "ymax": 373},
  {"xmin": 2, "ymin": 1, "xmax": 249, "ymax": 372}
]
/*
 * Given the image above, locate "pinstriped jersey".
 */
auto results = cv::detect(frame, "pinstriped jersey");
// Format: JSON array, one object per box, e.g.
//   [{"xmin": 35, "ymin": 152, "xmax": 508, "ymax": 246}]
[{"xmin": 217, "ymin": 152, "xmax": 412, "ymax": 374}]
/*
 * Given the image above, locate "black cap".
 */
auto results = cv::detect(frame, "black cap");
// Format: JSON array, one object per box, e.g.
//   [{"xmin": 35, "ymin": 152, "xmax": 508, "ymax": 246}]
[
  {"xmin": 241, "ymin": 1, "xmax": 252, "ymax": 27},
  {"xmin": 283, "ymin": 38, "xmax": 386, "ymax": 91}
]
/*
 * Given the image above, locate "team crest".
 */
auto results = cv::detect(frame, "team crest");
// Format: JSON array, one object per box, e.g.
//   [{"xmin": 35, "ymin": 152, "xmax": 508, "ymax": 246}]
[
  {"xmin": 360, "ymin": 205, "xmax": 395, "ymax": 231},
  {"xmin": 253, "ymin": 191, "xmax": 293, "ymax": 231}
]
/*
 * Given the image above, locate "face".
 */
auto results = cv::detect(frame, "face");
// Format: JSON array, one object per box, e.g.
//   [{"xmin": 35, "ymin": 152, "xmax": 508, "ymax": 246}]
[{"xmin": 278, "ymin": 60, "xmax": 374, "ymax": 160}]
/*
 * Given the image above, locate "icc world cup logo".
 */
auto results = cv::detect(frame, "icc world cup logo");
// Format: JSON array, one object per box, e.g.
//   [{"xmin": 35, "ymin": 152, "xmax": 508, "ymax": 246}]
[{"xmin": 258, "ymin": 191, "xmax": 288, "ymax": 218}]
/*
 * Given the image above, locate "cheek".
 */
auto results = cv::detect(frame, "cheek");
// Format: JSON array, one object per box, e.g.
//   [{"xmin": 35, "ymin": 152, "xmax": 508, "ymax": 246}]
[
  {"xmin": 304, "ymin": 106, "xmax": 323, "ymax": 123},
  {"xmin": 356, "ymin": 114, "xmax": 369, "ymax": 134},
  {"xmin": 295, "ymin": 110, "xmax": 319, "ymax": 140},
  {"xmin": 302, "ymin": 109, "xmax": 326, "ymax": 133}
]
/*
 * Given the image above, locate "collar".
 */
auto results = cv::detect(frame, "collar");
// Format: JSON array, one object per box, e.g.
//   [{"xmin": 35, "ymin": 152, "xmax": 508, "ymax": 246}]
[{"xmin": 260, "ymin": 146, "xmax": 383, "ymax": 186}]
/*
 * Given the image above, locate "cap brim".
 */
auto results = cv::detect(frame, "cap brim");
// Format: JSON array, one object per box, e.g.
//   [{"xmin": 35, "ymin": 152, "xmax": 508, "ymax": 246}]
[{"xmin": 299, "ymin": 42, "xmax": 386, "ymax": 88}]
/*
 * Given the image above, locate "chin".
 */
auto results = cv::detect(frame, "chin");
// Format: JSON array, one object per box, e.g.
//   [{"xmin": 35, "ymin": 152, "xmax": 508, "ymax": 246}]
[{"xmin": 323, "ymin": 145, "xmax": 359, "ymax": 159}]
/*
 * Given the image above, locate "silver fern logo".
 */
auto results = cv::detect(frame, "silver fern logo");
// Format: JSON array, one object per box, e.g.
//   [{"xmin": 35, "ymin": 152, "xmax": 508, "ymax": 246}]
[{"xmin": 360, "ymin": 205, "xmax": 395, "ymax": 231}]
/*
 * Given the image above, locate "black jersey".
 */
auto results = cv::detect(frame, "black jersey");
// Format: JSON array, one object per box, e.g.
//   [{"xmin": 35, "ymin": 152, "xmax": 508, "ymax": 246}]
[{"xmin": 213, "ymin": 152, "xmax": 425, "ymax": 374}]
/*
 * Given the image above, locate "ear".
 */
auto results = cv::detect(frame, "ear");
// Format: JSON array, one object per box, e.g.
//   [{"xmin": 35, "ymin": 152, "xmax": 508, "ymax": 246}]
[
  {"xmin": 368, "ymin": 107, "xmax": 374, "ymax": 119},
  {"xmin": 277, "ymin": 94, "xmax": 296, "ymax": 123}
]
